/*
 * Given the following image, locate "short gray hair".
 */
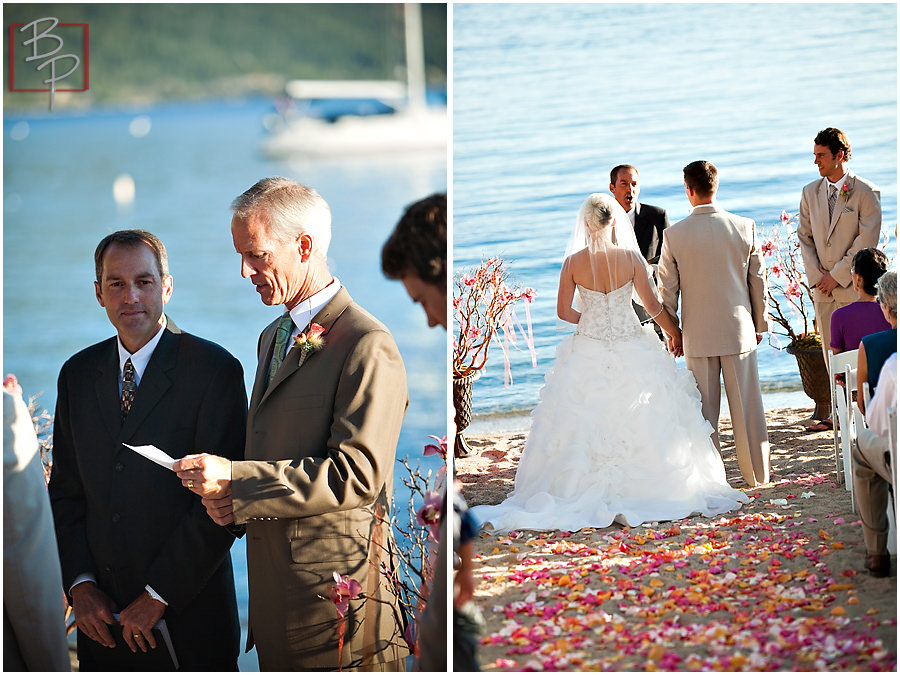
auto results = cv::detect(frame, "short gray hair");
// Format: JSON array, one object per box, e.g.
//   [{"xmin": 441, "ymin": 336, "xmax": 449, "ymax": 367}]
[
  {"xmin": 876, "ymin": 270, "xmax": 897, "ymax": 318},
  {"xmin": 231, "ymin": 177, "xmax": 332, "ymax": 258}
]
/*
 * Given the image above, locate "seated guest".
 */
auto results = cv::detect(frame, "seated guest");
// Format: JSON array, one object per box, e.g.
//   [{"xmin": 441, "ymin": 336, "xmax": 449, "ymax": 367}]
[
  {"xmin": 859, "ymin": 270, "xmax": 897, "ymax": 414},
  {"xmin": 831, "ymin": 248, "xmax": 891, "ymax": 353},
  {"xmin": 810, "ymin": 249, "xmax": 891, "ymax": 431},
  {"xmin": 851, "ymin": 351, "xmax": 897, "ymax": 577}
]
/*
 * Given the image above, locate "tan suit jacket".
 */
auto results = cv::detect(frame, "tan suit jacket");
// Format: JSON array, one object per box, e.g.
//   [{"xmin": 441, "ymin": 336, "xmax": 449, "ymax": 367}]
[
  {"xmin": 231, "ymin": 287, "xmax": 410, "ymax": 670},
  {"xmin": 658, "ymin": 204, "xmax": 769, "ymax": 357},
  {"xmin": 797, "ymin": 169, "xmax": 881, "ymax": 305}
]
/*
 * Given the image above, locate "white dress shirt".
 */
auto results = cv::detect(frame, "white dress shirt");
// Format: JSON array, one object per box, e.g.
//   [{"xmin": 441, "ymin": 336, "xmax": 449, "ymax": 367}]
[
  {"xmin": 117, "ymin": 317, "xmax": 167, "ymax": 394},
  {"xmin": 826, "ymin": 171, "xmax": 849, "ymax": 193},
  {"xmin": 273, "ymin": 277, "xmax": 342, "ymax": 365}
]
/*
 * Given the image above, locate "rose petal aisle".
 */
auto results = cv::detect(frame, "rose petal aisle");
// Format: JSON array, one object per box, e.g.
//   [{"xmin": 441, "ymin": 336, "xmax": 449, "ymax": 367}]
[{"xmin": 458, "ymin": 408, "xmax": 897, "ymax": 671}]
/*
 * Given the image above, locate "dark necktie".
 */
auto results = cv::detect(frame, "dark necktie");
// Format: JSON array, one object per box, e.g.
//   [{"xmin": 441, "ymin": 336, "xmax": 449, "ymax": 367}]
[
  {"xmin": 828, "ymin": 184, "xmax": 838, "ymax": 220},
  {"xmin": 267, "ymin": 313, "xmax": 294, "ymax": 385},
  {"xmin": 121, "ymin": 358, "xmax": 136, "ymax": 420}
]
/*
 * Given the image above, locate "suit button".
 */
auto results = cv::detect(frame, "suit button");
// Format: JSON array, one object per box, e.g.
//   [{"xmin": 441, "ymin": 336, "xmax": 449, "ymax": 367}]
[
  {"xmin": 111, "ymin": 513, "xmax": 121, "ymax": 523},
  {"xmin": 115, "ymin": 463, "xmax": 124, "ymax": 472},
  {"xmin": 827, "ymin": 242, "xmax": 832, "ymax": 247}
]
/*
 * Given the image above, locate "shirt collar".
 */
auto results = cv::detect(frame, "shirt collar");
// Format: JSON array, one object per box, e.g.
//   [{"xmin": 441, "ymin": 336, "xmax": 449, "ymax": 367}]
[
  {"xmin": 691, "ymin": 200, "xmax": 716, "ymax": 213},
  {"xmin": 826, "ymin": 170, "xmax": 849, "ymax": 191},
  {"xmin": 625, "ymin": 206, "xmax": 636, "ymax": 225},
  {"xmin": 287, "ymin": 277, "xmax": 342, "ymax": 334},
  {"xmin": 117, "ymin": 316, "xmax": 167, "ymax": 384}
]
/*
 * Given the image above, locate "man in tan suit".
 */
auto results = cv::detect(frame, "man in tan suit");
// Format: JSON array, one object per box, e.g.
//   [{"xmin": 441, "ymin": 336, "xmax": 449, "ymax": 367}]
[
  {"xmin": 658, "ymin": 160, "xmax": 770, "ymax": 487},
  {"xmin": 175, "ymin": 178, "xmax": 410, "ymax": 671},
  {"xmin": 797, "ymin": 127, "xmax": 882, "ymax": 364}
]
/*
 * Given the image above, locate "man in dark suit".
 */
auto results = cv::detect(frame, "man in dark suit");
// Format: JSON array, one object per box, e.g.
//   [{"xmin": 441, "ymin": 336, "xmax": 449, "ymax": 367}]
[
  {"xmin": 48, "ymin": 230, "xmax": 246, "ymax": 671},
  {"xmin": 175, "ymin": 178, "xmax": 409, "ymax": 670},
  {"xmin": 610, "ymin": 164, "xmax": 669, "ymax": 333}
]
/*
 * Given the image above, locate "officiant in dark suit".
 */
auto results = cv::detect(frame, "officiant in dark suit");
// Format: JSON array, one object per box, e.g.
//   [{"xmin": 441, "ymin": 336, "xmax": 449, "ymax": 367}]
[
  {"xmin": 48, "ymin": 229, "xmax": 246, "ymax": 671},
  {"xmin": 609, "ymin": 164, "xmax": 669, "ymax": 334}
]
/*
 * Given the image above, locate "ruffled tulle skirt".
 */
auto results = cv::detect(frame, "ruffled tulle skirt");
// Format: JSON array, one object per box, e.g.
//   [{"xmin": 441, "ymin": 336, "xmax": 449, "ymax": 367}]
[{"xmin": 471, "ymin": 326, "xmax": 748, "ymax": 532}]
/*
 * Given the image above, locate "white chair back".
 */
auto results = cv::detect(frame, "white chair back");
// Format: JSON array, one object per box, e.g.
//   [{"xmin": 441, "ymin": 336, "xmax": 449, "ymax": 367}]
[
  {"xmin": 843, "ymin": 364, "xmax": 858, "ymax": 511},
  {"xmin": 828, "ymin": 349, "xmax": 859, "ymax": 484}
]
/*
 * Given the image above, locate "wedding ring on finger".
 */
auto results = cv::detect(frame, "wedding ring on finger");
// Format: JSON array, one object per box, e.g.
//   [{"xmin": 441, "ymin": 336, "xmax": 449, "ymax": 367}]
[
  {"xmin": 133, "ymin": 634, "xmax": 141, "ymax": 639},
  {"xmin": 188, "ymin": 479, "xmax": 194, "ymax": 488}
]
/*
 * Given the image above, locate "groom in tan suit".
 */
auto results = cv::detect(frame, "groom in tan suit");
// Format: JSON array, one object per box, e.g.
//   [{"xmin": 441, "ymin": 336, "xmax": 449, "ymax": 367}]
[
  {"xmin": 175, "ymin": 178, "xmax": 410, "ymax": 670},
  {"xmin": 658, "ymin": 161, "xmax": 770, "ymax": 487},
  {"xmin": 797, "ymin": 127, "xmax": 882, "ymax": 361}
]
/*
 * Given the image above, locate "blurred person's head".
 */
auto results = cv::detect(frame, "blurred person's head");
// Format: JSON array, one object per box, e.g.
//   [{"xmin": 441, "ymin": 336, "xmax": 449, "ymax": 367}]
[{"xmin": 381, "ymin": 193, "xmax": 447, "ymax": 329}]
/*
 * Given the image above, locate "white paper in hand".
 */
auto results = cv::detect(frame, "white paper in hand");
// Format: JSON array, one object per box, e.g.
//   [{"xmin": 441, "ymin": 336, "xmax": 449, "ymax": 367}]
[{"xmin": 123, "ymin": 443, "xmax": 177, "ymax": 471}]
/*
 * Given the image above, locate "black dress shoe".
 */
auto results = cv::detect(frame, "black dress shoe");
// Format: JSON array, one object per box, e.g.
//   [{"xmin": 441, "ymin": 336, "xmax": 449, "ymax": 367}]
[{"xmin": 865, "ymin": 553, "xmax": 891, "ymax": 578}]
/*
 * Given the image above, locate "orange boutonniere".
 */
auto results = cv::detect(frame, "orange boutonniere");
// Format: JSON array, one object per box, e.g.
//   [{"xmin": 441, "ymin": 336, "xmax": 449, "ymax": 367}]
[
  {"xmin": 840, "ymin": 183, "xmax": 850, "ymax": 199},
  {"xmin": 294, "ymin": 323, "xmax": 325, "ymax": 365}
]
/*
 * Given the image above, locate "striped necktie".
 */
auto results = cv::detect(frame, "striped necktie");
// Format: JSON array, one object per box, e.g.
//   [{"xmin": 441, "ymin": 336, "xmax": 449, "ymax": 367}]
[
  {"xmin": 828, "ymin": 184, "xmax": 838, "ymax": 220},
  {"xmin": 267, "ymin": 313, "xmax": 294, "ymax": 385},
  {"xmin": 121, "ymin": 358, "xmax": 136, "ymax": 420}
]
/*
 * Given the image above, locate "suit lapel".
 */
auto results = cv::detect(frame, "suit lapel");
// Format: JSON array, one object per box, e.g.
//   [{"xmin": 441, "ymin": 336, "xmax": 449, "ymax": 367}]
[
  {"xmin": 120, "ymin": 322, "xmax": 178, "ymax": 440},
  {"xmin": 826, "ymin": 171, "xmax": 854, "ymax": 239},
  {"xmin": 249, "ymin": 319, "xmax": 279, "ymax": 414},
  {"xmin": 258, "ymin": 288, "xmax": 353, "ymax": 407},
  {"xmin": 94, "ymin": 339, "xmax": 124, "ymax": 441}
]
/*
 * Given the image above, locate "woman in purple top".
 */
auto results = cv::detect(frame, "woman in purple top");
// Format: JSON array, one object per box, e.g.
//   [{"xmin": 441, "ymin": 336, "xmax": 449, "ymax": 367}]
[
  {"xmin": 810, "ymin": 248, "xmax": 890, "ymax": 431},
  {"xmin": 830, "ymin": 248, "xmax": 891, "ymax": 353}
]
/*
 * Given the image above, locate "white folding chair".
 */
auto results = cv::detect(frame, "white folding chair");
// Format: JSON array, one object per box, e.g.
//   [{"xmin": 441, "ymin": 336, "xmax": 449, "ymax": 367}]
[
  {"xmin": 829, "ymin": 349, "xmax": 859, "ymax": 484},
  {"xmin": 853, "ymin": 403, "xmax": 895, "ymax": 552},
  {"xmin": 842, "ymin": 364, "xmax": 858, "ymax": 510}
]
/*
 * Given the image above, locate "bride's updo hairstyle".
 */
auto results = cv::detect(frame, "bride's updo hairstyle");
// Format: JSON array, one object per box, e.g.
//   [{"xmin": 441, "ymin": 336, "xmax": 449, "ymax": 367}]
[{"xmin": 582, "ymin": 193, "xmax": 616, "ymax": 235}]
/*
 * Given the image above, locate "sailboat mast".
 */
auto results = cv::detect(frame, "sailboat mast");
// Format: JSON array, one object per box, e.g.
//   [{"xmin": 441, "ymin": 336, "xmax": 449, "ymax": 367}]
[{"xmin": 404, "ymin": 3, "xmax": 427, "ymax": 113}]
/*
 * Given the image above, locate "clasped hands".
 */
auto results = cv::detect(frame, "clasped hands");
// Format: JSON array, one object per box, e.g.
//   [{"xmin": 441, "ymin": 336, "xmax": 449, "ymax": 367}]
[
  {"xmin": 71, "ymin": 581, "xmax": 164, "ymax": 654},
  {"xmin": 665, "ymin": 330, "xmax": 762, "ymax": 357},
  {"xmin": 815, "ymin": 267, "xmax": 838, "ymax": 296},
  {"xmin": 173, "ymin": 453, "xmax": 235, "ymax": 525}
]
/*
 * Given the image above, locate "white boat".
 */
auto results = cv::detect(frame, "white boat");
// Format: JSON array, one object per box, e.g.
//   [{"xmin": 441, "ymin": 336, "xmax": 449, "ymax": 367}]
[{"xmin": 260, "ymin": 4, "xmax": 446, "ymax": 159}]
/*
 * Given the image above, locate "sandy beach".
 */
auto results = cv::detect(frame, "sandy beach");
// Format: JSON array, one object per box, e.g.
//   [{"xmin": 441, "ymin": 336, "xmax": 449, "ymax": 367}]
[{"xmin": 457, "ymin": 407, "xmax": 897, "ymax": 671}]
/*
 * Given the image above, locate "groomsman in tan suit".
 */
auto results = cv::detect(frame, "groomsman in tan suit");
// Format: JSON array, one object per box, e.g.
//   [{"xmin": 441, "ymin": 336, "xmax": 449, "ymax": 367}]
[
  {"xmin": 658, "ymin": 161, "xmax": 771, "ymax": 487},
  {"xmin": 175, "ymin": 178, "xmax": 410, "ymax": 671},
  {"xmin": 797, "ymin": 127, "xmax": 882, "ymax": 361}
]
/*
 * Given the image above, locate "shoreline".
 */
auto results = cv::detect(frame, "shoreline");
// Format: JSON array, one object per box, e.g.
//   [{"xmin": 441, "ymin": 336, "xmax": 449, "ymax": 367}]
[
  {"xmin": 468, "ymin": 390, "xmax": 818, "ymax": 435},
  {"xmin": 457, "ymin": 407, "xmax": 897, "ymax": 671}
]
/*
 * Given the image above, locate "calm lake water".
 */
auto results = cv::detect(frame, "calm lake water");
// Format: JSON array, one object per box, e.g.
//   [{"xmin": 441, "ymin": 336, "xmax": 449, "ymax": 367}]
[
  {"xmin": 3, "ymin": 97, "xmax": 446, "ymax": 670},
  {"xmin": 453, "ymin": 3, "xmax": 897, "ymax": 427}
]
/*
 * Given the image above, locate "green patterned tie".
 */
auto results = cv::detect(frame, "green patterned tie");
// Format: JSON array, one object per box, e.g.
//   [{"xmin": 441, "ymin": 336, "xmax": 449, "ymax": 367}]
[{"xmin": 267, "ymin": 312, "xmax": 294, "ymax": 385}]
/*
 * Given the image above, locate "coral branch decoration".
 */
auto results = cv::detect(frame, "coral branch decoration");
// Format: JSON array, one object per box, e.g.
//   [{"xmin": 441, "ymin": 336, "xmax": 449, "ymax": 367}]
[
  {"xmin": 761, "ymin": 211, "xmax": 821, "ymax": 349},
  {"xmin": 453, "ymin": 257, "xmax": 537, "ymax": 384}
]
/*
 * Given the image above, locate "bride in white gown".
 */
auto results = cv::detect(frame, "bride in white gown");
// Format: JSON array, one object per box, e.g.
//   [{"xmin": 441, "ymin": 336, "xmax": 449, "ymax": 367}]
[{"xmin": 471, "ymin": 193, "xmax": 748, "ymax": 533}]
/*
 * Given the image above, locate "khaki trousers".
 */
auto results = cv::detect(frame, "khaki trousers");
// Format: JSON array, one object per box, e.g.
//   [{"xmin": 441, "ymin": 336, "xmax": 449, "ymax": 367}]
[
  {"xmin": 686, "ymin": 351, "xmax": 770, "ymax": 487},
  {"xmin": 851, "ymin": 427, "xmax": 893, "ymax": 555}
]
